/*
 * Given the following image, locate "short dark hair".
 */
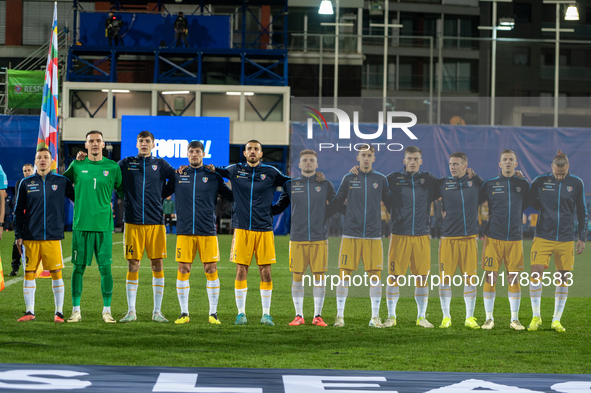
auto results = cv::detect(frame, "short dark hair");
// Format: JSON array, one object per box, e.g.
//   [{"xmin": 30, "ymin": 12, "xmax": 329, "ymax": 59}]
[
  {"xmin": 552, "ymin": 150, "xmax": 569, "ymax": 167},
  {"xmin": 357, "ymin": 144, "xmax": 375, "ymax": 154},
  {"xmin": 137, "ymin": 130, "xmax": 154, "ymax": 142},
  {"xmin": 404, "ymin": 146, "xmax": 422, "ymax": 157},
  {"xmin": 36, "ymin": 147, "xmax": 52, "ymax": 158},
  {"xmin": 450, "ymin": 152, "xmax": 467, "ymax": 163},
  {"xmin": 188, "ymin": 140, "xmax": 204, "ymax": 152},
  {"xmin": 500, "ymin": 149, "xmax": 517, "ymax": 159},
  {"xmin": 299, "ymin": 149, "xmax": 317, "ymax": 158},
  {"xmin": 23, "ymin": 163, "xmax": 34, "ymax": 168},
  {"xmin": 86, "ymin": 130, "xmax": 103, "ymax": 140},
  {"xmin": 244, "ymin": 140, "xmax": 262, "ymax": 151}
]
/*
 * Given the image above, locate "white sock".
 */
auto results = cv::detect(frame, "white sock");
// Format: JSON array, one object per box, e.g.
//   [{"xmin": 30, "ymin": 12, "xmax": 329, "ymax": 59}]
[
  {"xmin": 52, "ymin": 278, "xmax": 64, "ymax": 314},
  {"xmin": 153, "ymin": 276, "xmax": 165, "ymax": 314},
  {"xmin": 126, "ymin": 276, "xmax": 139, "ymax": 313},
  {"xmin": 23, "ymin": 279, "xmax": 36, "ymax": 314},
  {"xmin": 102, "ymin": 306, "xmax": 111, "ymax": 314},
  {"xmin": 509, "ymin": 290, "xmax": 521, "ymax": 321},
  {"xmin": 415, "ymin": 286, "xmax": 429, "ymax": 319},
  {"xmin": 439, "ymin": 284, "xmax": 451, "ymax": 319},
  {"xmin": 439, "ymin": 284, "xmax": 451, "ymax": 318},
  {"xmin": 530, "ymin": 281, "xmax": 542, "ymax": 318},
  {"xmin": 73, "ymin": 306, "xmax": 80, "ymax": 313},
  {"xmin": 553, "ymin": 286, "xmax": 568, "ymax": 322},
  {"xmin": 291, "ymin": 280, "xmax": 304, "ymax": 317},
  {"xmin": 484, "ymin": 290, "xmax": 495, "ymax": 320},
  {"xmin": 235, "ymin": 286, "xmax": 247, "ymax": 315},
  {"xmin": 386, "ymin": 285, "xmax": 399, "ymax": 318},
  {"xmin": 370, "ymin": 282, "xmax": 382, "ymax": 319},
  {"xmin": 177, "ymin": 279, "xmax": 190, "ymax": 314},
  {"xmin": 464, "ymin": 285, "xmax": 476, "ymax": 319},
  {"xmin": 261, "ymin": 288, "xmax": 272, "ymax": 316},
  {"xmin": 207, "ymin": 278, "xmax": 220, "ymax": 315},
  {"xmin": 313, "ymin": 281, "xmax": 326, "ymax": 317},
  {"xmin": 336, "ymin": 281, "xmax": 349, "ymax": 318}
]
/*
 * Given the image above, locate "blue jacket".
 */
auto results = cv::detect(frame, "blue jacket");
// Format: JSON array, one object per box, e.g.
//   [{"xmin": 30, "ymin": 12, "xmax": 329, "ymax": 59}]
[
  {"xmin": 479, "ymin": 174, "xmax": 530, "ymax": 241},
  {"xmin": 215, "ymin": 163, "xmax": 290, "ymax": 232},
  {"xmin": 330, "ymin": 170, "xmax": 392, "ymax": 239},
  {"xmin": 438, "ymin": 173, "xmax": 484, "ymax": 237},
  {"xmin": 273, "ymin": 176, "xmax": 337, "ymax": 242},
  {"xmin": 14, "ymin": 172, "xmax": 75, "ymax": 240},
  {"xmin": 168, "ymin": 166, "xmax": 233, "ymax": 236},
  {"xmin": 525, "ymin": 172, "xmax": 588, "ymax": 242},
  {"xmin": 119, "ymin": 155, "xmax": 176, "ymax": 225},
  {"xmin": 386, "ymin": 169, "xmax": 440, "ymax": 236}
]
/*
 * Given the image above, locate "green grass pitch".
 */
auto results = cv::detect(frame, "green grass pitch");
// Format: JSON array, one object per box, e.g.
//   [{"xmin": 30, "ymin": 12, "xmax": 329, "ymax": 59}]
[{"xmin": 0, "ymin": 231, "xmax": 590, "ymax": 373}]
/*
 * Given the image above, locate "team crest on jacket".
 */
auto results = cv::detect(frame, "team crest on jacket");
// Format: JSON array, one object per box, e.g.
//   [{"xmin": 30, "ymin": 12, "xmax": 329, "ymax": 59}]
[
  {"xmin": 103, "ymin": 171, "xmax": 109, "ymax": 176},
  {"xmin": 467, "ymin": 181, "xmax": 473, "ymax": 187},
  {"xmin": 52, "ymin": 185, "xmax": 58, "ymax": 191},
  {"xmin": 260, "ymin": 174, "xmax": 266, "ymax": 180},
  {"xmin": 567, "ymin": 186, "xmax": 573, "ymax": 192},
  {"xmin": 373, "ymin": 183, "xmax": 378, "ymax": 189},
  {"xmin": 516, "ymin": 187, "xmax": 521, "ymax": 193},
  {"xmin": 315, "ymin": 186, "xmax": 321, "ymax": 192},
  {"xmin": 420, "ymin": 178, "xmax": 425, "ymax": 184},
  {"xmin": 152, "ymin": 165, "xmax": 157, "ymax": 171},
  {"xmin": 202, "ymin": 177, "xmax": 208, "ymax": 183}
]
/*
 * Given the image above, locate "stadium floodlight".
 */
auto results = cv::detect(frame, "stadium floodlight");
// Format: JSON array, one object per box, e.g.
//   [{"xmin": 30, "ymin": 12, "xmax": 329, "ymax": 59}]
[
  {"xmin": 499, "ymin": 17, "xmax": 515, "ymax": 29},
  {"xmin": 101, "ymin": 89, "xmax": 129, "ymax": 93},
  {"xmin": 244, "ymin": 92, "xmax": 254, "ymax": 96},
  {"xmin": 565, "ymin": 4, "xmax": 579, "ymax": 20},
  {"xmin": 162, "ymin": 91, "xmax": 190, "ymax": 95},
  {"xmin": 318, "ymin": 0, "xmax": 334, "ymax": 15},
  {"xmin": 226, "ymin": 92, "xmax": 242, "ymax": 95}
]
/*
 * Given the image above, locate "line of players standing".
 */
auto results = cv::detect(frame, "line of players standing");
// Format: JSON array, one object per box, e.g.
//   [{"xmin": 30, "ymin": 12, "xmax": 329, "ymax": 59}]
[{"xmin": 6, "ymin": 132, "xmax": 587, "ymax": 333}]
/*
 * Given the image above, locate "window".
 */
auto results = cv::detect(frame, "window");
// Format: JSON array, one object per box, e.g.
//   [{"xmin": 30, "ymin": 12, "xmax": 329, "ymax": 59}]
[
  {"xmin": 513, "ymin": 3, "xmax": 531, "ymax": 23},
  {"xmin": 513, "ymin": 47, "xmax": 530, "ymax": 66}
]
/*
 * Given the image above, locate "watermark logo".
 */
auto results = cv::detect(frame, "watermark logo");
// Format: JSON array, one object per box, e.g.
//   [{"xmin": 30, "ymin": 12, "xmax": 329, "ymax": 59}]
[
  {"xmin": 304, "ymin": 107, "xmax": 418, "ymax": 140},
  {"xmin": 302, "ymin": 106, "xmax": 328, "ymax": 130}
]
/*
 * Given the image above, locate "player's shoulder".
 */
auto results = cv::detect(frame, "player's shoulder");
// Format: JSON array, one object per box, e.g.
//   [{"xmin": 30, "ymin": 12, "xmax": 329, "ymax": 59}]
[
  {"xmin": 386, "ymin": 170, "xmax": 403, "ymax": 179},
  {"xmin": 532, "ymin": 172, "xmax": 550, "ymax": 184},
  {"xmin": 261, "ymin": 164, "xmax": 283, "ymax": 176},
  {"xmin": 568, "ymin": 173, "xmax": 584, "ymax": 183},
  {"xmin": 372, "ymin": 170, "xmax": 387, "ymax": 179},
  {"xmin": 481, "ymin": 175, "xmax": 501, "ymax": 188}
]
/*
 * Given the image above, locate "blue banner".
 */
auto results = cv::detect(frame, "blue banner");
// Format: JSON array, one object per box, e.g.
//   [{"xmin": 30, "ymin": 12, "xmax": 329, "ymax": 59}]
[
  {"xmin": 121, "ymin": 116, "xmax": 230, "ymax": 169},
  {"xmin": 0, "ymin": 115, "xmax": 40, "ymax": 186},
  {"xmin": 291, "ymin": 123, "xmax": 591, "ymax": 188},
  {"xmin": 79, "ymin": 13, "xmax": 231, "ymax": 48}
]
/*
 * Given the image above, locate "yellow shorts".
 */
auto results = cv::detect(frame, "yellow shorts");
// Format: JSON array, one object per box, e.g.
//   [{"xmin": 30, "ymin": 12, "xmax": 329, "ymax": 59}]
[
  {"xmin": 124, "ymin": 223, "xmax": 167, "ymax": 260},
  {"xmin": 338, "ymin": 237, "xmax": 383, "ymax": 272},
  {"xmin": 530, "ymin": 237, "xmax": 575, "ymax": 271},
  {"xmin": 230, "ymin": 229, "xmax": 276, "ymax": 266},
  {"xmin": 176, "ymin": 235, "xmax": 220, "ymax": 264},
  {"xmin": 388, "ymin": 234, "xmax": 431, "ymax": 276},
  {"xmin": 438, "ymin": 235, "xmax": 478, "ymax": 278},
  {"xmin": 289, "ymin": 240, "xmax": 328, "ymax": 273},
  {"xmin": 23, "ymin": 240, "xmax": 64, "ymax": 271},
  {"xmin": 482, "ymin": 236, "xmax": 524, "ymax": 272}
]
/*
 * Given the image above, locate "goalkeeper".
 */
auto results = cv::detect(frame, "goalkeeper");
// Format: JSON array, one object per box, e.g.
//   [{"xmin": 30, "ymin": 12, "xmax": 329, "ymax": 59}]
[{"xmin": 63, "ymin": 130, "xmax": 123, "ymax": 323}]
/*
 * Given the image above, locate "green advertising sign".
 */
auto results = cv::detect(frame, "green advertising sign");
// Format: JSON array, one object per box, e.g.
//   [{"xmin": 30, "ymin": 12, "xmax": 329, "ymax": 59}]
[{"xmin": 7, "ymin": 70, "xmax": 45, "ymax": 109}]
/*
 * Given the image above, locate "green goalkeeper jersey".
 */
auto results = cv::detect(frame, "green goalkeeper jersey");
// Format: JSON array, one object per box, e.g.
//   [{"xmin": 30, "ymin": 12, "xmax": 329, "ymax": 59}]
[{"xmin": 64, "ymin": 157, "xmax": 124, "ymax": 232}]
